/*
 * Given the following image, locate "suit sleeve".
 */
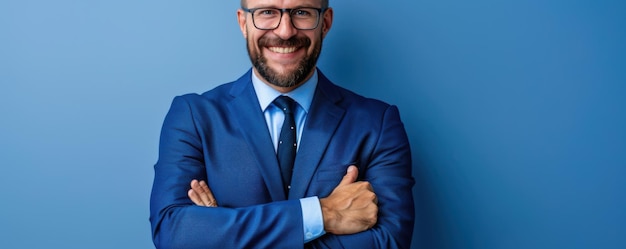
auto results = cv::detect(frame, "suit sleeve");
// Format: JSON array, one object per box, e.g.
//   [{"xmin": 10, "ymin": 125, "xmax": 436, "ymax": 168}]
[
  {"xmin": 307, "ymin": 105, "xmax": 416, "ymax": 249},
  {"xmin": 150, "ymin": 96, "xmax": 304, "ymax": 248}
]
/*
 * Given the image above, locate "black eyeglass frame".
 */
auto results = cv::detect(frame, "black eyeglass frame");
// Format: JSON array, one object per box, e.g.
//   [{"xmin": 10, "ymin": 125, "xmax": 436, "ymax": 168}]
[{"xmin": 241, "ymin": 7, "xmax": 327, "ymax": 30}]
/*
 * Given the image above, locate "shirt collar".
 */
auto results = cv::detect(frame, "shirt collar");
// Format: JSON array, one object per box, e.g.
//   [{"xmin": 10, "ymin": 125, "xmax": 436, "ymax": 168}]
[{"xmin": 251, "ymin": 69, "xmax": 318, "ymax": 113}]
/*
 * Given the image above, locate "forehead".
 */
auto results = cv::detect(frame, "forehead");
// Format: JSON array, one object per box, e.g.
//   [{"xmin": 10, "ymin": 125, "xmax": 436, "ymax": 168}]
[{"xmin": 246, "ymin": 0, "xmax": 322, "ymax": 8}]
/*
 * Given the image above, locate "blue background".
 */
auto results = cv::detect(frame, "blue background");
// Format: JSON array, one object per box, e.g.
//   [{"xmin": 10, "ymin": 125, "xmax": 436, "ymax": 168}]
[{"xmin": 1, "ymin": 0, "xmax": 625, "ymax": 248}]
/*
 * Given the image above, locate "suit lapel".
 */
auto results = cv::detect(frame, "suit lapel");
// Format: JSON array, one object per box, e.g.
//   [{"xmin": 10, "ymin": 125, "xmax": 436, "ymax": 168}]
[
  {"xmin": 289, "ymin": 72, "xmax": 346, "ymax": 199},
  {"xmin": 228, "ymin": 71, "xmax": 287, "ymax": 201}
]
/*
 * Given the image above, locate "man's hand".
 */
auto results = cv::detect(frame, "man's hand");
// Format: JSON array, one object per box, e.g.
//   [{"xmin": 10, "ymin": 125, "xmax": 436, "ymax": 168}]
[
  {"xmin": 188, "ymin": 179, "xmax": 218, "ymax": 207},
  {"xmin": 320, "ymin": 166, "xmax": 378, "ymax": 235}
]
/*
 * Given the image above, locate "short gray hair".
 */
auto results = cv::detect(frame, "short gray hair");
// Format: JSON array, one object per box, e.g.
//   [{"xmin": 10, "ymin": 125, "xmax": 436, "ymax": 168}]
[{"xmin": 241, "ymin": 0, "xmax": 329, "ymax": 8}]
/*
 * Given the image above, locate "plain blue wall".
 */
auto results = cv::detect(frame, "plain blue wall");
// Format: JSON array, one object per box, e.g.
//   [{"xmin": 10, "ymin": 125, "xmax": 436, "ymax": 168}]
[{"xmin": 1, "ymin": 0, "xmax": 624, "ymax": 248}]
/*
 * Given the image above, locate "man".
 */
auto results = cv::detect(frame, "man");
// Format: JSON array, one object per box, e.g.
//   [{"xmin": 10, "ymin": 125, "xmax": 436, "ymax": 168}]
[{"xmin": 150, "ymin": 0, "xmax": 415, "ymax": 248}]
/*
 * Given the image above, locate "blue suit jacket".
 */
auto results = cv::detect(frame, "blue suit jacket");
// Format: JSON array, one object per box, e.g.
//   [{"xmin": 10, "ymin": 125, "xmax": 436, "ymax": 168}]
[{"xmin": 150, "ymin": 70, "xmax": 415, "ymax": 248}]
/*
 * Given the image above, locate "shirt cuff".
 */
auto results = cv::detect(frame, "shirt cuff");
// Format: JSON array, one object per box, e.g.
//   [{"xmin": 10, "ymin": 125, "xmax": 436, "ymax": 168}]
[{"xmin": 300, "ymin": 196, "xmax": 325, "ymax": 243}]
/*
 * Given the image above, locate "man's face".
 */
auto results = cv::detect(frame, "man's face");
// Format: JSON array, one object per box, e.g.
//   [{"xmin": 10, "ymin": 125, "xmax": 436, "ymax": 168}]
[{"xmin": 238, "ymin": 0, "xmax": 333, "ymax": 91}]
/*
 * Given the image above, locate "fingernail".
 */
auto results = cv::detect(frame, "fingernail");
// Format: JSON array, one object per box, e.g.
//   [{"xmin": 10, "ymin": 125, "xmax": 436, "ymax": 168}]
[{"xmin": 347, "ymin": 166, "xmax": 355, "ymax": 173}]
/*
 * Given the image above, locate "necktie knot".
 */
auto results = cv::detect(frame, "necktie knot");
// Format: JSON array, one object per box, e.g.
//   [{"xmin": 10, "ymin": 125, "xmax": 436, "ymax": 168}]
[{"xmin": 274, "ymin": 96, "xmax": 295, "ymax": 114}]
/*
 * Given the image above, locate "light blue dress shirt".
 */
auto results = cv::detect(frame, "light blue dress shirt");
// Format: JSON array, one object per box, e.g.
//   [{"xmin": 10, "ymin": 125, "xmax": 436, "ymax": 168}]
[{"xmin": 251, "ymin": 70, "xmax": 325, "ymax": 243}]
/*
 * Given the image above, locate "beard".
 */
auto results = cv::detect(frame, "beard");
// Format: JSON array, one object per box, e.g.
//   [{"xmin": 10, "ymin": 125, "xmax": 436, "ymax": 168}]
[{"xmin": 247, "ymin": 34, "xmax": 322, "ymax": 88}]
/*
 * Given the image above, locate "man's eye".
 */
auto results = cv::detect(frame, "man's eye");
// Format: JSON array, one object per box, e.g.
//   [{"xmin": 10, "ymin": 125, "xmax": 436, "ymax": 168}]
[
  {"xmin": 257, "ymin": 9, "xmax": 279, "ymax": 16},
  {"xmin": 293, "ymin": 9, "xmax": 313, "ymax": 17}
]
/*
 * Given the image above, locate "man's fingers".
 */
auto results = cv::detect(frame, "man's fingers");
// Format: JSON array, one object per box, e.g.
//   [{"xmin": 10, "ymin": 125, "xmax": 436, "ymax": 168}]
[
  {"xmin": 198, "ymin": 180, "xmax": 217, "ymax": 206},
  {"xmin": 337, "ymin": 165, "xmax": 358, "ymax": 187},
  {"xmin": 194, "ymin": 180, "xmax": 211, "ymax": 206},
  {"xmin": 189, "ymin": 180, "xmax": 207, "ymax": 206},
  {"xmin": 188, "ymin": 188, "xmax": 203, "ymax": 206},
  {"xmin": 189, "ymin": 179, "xmax": 218, "ymax": 207}
]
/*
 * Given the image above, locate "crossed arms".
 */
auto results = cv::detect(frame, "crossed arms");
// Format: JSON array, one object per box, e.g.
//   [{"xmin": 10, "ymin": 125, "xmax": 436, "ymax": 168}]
[
  {"xmin": 189, "ymin": 165, "xmax": 378, "ymax": 235},
  {"xmin": 150, "ymin": 95, "xmax": 415, "ymax": 248}
]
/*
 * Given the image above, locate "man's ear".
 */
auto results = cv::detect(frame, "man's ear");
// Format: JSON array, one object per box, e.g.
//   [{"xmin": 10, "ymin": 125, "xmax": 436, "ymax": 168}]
[
  {"xmin": 321, "ymin": 7, "xmax": 334, "ymax": 39},
  {"xmin": 237, "ymin": 9, "xmax": 248, "ymax": 38}
]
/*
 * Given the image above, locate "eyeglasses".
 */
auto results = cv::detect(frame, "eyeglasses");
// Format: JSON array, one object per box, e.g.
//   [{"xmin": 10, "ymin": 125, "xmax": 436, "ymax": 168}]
[{"xmin": 242, "ymin": 7, "xmax": 326, "ymax": 30}]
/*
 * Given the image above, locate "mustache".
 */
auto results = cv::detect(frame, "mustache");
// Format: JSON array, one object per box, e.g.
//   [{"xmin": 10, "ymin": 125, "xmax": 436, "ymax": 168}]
[{"xmin": 258, "ymin": 36, "xmax": 311, "ymax": 47}]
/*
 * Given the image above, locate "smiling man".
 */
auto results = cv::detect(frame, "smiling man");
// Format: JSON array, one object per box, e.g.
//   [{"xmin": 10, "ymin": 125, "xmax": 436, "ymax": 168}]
[{"xmin": 150, "ymin": 0, "xmax": 415, "ymax": 248}]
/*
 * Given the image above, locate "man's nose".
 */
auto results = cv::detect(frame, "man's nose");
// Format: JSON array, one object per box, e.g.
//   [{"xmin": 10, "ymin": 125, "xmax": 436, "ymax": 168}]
[{"xmin": 273, "ymin": 12, "xmax": 298, "ymax": 40}]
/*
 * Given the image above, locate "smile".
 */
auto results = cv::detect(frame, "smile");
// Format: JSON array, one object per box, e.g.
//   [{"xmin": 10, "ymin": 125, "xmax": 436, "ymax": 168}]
[{"xmin": 267, "ymin": 46, "xmax": 299, "ymax": 54}]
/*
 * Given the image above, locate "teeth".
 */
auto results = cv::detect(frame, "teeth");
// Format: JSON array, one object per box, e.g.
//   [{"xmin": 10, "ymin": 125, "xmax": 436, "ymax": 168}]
[{"xmin": 268, "ymin": 47, "xmax": 298, "ymax": 54}]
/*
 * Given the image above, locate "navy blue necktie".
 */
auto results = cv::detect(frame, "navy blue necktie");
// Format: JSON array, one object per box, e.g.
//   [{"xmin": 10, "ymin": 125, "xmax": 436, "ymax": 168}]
[{"xmin": 273, "ymin": 96, "xmax": 297, "ymax": 196}]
